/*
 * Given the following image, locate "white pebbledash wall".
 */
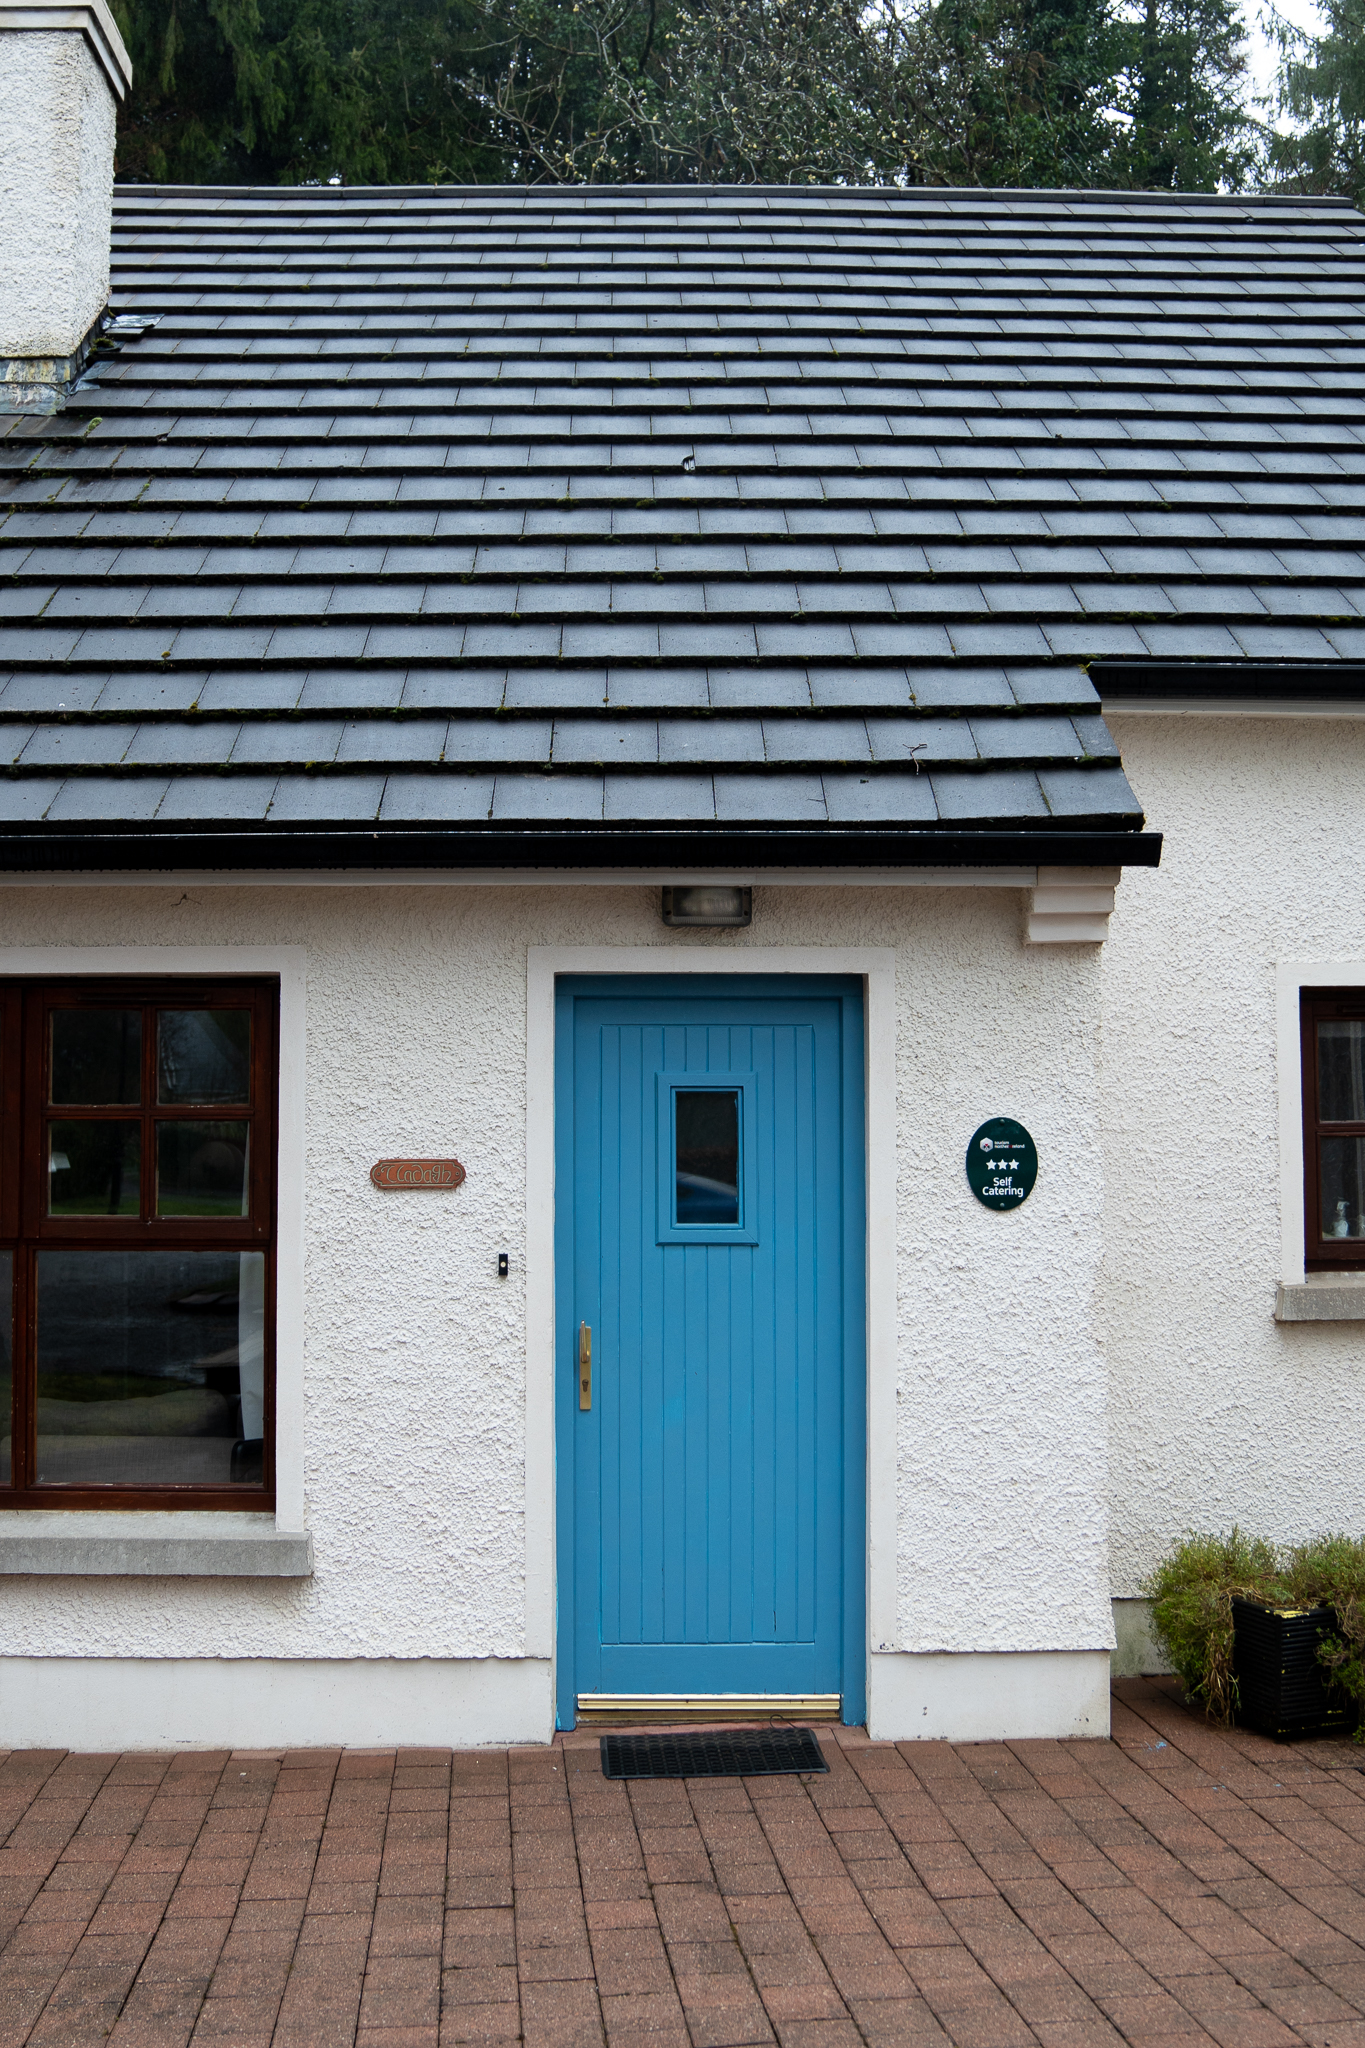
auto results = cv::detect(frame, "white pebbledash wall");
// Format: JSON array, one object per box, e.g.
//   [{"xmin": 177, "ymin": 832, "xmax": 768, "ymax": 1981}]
[
  {"xmin": 0, "ymin": 879, "xmax": 1114, "ymax": 1749},
  {"xmin": 0, "ymin": 0, "xmax": 130, "ymax": 364},
  {"xmin": 1102, "ymin": 712, "xmax": 1365, "ymax": 1604}
]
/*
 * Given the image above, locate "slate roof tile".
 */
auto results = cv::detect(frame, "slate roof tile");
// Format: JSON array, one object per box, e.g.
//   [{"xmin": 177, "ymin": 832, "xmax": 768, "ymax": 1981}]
[
  {"xmin": 20, "ymin": 724, "xmax": 135, "ymax": 767},
  {"xmin": 45, "ymin": 775, "xmax": 171, "ymax": 820},
  {"xmin": 379, "ymin": 772, "xmax": 494, "ymax": 821},
  {"xmin": 492, "ymin": 771, "xmax": 602, "ymax": 821},
  {"xmin": 824, "ymin": 771, "xmax": 938, "ymax": 823},
  {"xmin": 715, "ymin": 771, "xmax": 827, "ymax": 820},
  {"xmin": 269, "ymin": 773, "xmax": 386, "ymax": 820},
  {"xmin": 552, "ymin": 718, "xmax": 655, "ymax": 765},
  {"xmin": 1042, "ymin": 764, "xmax": 1142, "ymax": 815},
  {"xmin": 337, "ymin": 717, "xmax": 448, "ymax": 762},
  {"xmin": 604, "ymin": 772, "xmax": 715, "ymax": 820},
  {"xmin": 9, "ymin": 188, "xmax": 1365, "ymax": 851},
  {"xmin": 660, "ymin": 719, "xmax": 763, "ymax": 764},
  {"xmin": 231, "ymin": 719, "xmax": 342, "ymax": 765},
  {"xmin": 0, "ymin": 779, "xmax": 61, "ymax": 820}
]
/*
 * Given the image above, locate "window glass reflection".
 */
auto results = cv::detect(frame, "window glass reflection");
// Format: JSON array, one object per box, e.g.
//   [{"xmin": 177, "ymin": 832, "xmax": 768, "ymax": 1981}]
[
  {"xmin": 1320, "ymin": 1021, "xmax": 1365, "ymax": 1122},
  {"xmin": 48, "ymin": 1121, "xmax": 140, "ymax": 1216},
  {"xmin": 51, "ymin": 1010, "xmax": 140, "ymax": 1105},
  {"xmin": 156, "ymin": 1123, "xmax": 249, "ymax": 1217},
  {"xmin": 1322, "ymin": 1136, "xmax": 1365, "ymax": 1240},
  {"xmin": 0, "ymin": 1251, "xmax": 11, "ymax": 1487},
  {"xmin": 158, "ymin": 1011, "xmax": 250, "ymax": 1106},
  {"xmin": 34, "ymin": 1250, "xmax": 266, "ymax": 1486},
  {"xmin": 675, "ymin": 1089, "xmax": 740, "ymax": 1226}
]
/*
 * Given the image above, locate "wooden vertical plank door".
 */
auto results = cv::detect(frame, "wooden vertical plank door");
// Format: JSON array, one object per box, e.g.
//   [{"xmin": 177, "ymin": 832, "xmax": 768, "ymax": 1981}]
[{"xmin": 556, "ymin": 975, "xmax": 865, "ymax": 1722}]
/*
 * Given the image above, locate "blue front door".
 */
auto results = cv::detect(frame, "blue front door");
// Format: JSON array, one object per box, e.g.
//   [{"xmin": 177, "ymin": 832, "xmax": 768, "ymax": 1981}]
[{"xmin": 555, "ymin": 975, "xmax": 865, "ymax": 1725}]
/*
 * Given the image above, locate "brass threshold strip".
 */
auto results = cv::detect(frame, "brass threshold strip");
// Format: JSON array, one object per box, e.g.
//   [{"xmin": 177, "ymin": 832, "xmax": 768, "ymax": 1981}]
[{"xmin": 576, "ymin": 1693, "xmax": 841, "ymax": 1727}]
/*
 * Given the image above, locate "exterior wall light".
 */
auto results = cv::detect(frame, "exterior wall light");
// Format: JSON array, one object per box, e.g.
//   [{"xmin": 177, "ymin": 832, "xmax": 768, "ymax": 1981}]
[{"xmin": 660, "ymin": 885, "xmax": 752, "ymax": 928}]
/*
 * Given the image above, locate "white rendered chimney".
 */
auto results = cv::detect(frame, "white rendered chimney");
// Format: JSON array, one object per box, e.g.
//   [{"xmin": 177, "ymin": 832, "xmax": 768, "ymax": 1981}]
[{"xmin": 0, "ymin": 0, "xmax": 132, "ymax": 409}]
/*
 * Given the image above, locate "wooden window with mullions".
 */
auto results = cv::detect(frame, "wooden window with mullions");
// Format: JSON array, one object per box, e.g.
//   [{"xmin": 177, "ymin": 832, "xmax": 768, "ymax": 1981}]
[
  {"xmin": 0, "ymin": 978, "xmax": 277, "ymax": 1508},
  {"xmin": 1302, "ymin": 988, "xmax": 1365, "ymax": 1271}
]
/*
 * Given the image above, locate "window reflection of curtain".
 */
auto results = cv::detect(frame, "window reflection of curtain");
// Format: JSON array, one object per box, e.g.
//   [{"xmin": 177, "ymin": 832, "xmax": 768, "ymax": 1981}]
[{"xmin": 238, "ymin": 1251, "xmax": 265, "ymax": 1440}]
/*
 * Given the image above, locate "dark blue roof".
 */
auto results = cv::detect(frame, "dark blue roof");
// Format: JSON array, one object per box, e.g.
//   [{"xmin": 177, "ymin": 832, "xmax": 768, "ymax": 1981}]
[{"xmin": 5, "ymin": 182, "xmax": 1362, "ymax": 868}]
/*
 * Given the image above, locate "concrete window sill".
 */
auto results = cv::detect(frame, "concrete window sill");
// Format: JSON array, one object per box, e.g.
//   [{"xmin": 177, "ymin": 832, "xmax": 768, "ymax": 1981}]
[
  {"xmin": 0, "ymin": 1512, "xmax": 312, "ymax": 1576},
  {"xmin": 1275, "ymin": 1278, "xmax": 1365, "ymax": 1322}
]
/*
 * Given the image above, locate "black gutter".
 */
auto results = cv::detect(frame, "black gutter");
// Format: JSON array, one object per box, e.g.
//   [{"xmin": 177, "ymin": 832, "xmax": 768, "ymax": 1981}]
[
  {"xmin": 1093, "ymin": 661, "xmax": 1365, "ymax": 701},
  {"xmin": 0, "ymin": 826, "xmax": 1163, "ymax": 873}
]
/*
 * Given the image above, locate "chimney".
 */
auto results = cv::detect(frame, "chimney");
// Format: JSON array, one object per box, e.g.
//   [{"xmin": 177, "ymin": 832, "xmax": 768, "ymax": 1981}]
[{"xmin": 0, "ymin": 0, "xmax": 132, "ymax": 412}]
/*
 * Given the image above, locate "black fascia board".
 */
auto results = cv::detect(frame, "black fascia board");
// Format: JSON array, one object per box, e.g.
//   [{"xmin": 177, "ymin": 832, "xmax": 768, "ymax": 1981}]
[
  {"xmin": 1093, "ymin": 662, "xmax": 1365, "ymax": 702},
  {"xmin": 0, "ymin": 825, "xmax": 1162, "ymax": 873}
]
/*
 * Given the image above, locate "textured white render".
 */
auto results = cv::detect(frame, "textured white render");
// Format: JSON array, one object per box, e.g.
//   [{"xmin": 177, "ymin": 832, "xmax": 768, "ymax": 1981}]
[
  {"xmin": 0, "ymin": 880, "xmax": 1114, "ymax": 1709},
  {"xmin": 0, "ymin": 14, "xmax": 124, "ymax": 358},
  {"xmin": 1103, "ymin": 713, "xmax": 1365, "ymax": 1596}
]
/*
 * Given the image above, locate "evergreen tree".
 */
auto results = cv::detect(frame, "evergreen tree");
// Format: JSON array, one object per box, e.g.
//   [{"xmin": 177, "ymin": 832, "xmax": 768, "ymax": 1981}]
[
  {"xmin": 1117, "ymin": 0, "xmax": 1258, "ymax": 189},
  {"xmin": 107, "ymin": 0, "xmax": 1261, "ymax": 191},
  {"xmin": 1266, "ymin": 0, "xmax": 1365, "ymax": 204},
  {"xmin": 884, "ymin": 0, "xmax": 1128, "ymax": 187},
  {"xmin": 112, "ymin": 0, "xmax": 505, "ymax": 183}
]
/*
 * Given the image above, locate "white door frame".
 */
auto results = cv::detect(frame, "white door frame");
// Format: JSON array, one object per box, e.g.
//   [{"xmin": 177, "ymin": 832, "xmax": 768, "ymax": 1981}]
[{"xmin": 524, "ymin": 945, "xmax": 898, "ymax": 1717}]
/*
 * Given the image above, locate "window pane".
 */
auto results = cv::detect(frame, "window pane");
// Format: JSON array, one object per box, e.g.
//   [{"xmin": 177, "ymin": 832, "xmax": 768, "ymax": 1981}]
[
  {"xmin": 1321, "ymin": 1136, "xmax": 1365, "ymax": 1241},
  {"xmin": 51, "ymin": 1010, "xmax": 141, "ymax": 1105},
  {"xmin": 156, "ymin": 1122, "xmax": 249, "ymax": 1217},
  {"xmin": 158, "ymin": 1011, "xmax": 251, "ymax": 1105},
  {"xmin": 48, "ymin": 1121, "xmax": 140, "ymax": 1216},
  {"xmin": 0, "ymin": 1251, "xmax": 11, "ymax": 1487},
  {"xmin": 675, "ymin": 1089, "xmax": 740, "ymax": 1225},
  {"xmin": 1320, "ymin": 1021, "xmax": 1365, "ymax": 1122},
  {"xmin": 35, "ymin": 1249, "xmax": 266, "ymax": 1486}
]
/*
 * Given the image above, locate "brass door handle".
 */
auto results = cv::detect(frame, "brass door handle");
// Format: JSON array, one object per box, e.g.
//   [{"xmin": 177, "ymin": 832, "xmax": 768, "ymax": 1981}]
[{"xmin": 579, "ymin": 1321, "xmax": 592, "ymax": 1410}]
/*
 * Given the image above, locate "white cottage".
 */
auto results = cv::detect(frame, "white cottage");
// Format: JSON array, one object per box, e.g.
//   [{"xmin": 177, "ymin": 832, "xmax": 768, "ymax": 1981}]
[{"xmin": 1, "ymin": 0, "xmax": 1362, "ymax": 1752}]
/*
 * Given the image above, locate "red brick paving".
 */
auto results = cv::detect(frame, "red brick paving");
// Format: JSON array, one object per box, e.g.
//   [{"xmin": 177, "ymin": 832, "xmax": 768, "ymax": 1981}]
[{"xmin": 0, "ymin": 1680, "xmax": 1362, "ymax": 2046}]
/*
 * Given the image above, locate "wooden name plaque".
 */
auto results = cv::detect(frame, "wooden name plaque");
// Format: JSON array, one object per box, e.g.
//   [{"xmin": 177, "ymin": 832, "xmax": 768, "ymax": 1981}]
[{"xmin": 370, "ymin": 1157, "xmax": 466, "ymax": 1191}]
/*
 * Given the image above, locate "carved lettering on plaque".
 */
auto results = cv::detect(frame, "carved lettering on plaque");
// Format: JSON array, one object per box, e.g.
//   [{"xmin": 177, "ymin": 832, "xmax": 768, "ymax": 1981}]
[{"xmin": 370, "ymin": 1158, "xmax": 467, "ymax": 1191}]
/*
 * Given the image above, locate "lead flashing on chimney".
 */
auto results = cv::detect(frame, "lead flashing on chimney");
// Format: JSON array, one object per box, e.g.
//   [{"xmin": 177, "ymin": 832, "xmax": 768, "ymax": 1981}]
[
  {"xmin": 0, "ymin": 0, "xmax": 131, "ymax": 98},
  {"xmin": 0, "ymin": 311, "xmax": 156, "ymax": 416},
  {"xmin": 0, "ymin": 318, "xmax": 101, "ymax": 414}
]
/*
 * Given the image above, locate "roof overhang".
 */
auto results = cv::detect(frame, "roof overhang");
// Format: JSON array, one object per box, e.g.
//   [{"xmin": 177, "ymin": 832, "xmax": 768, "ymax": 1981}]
[
  {"xmin": 1094, "ymin": 662, "xmax": 1365, "ymax": 709},
  {"xmin": 0, "ymin": 825, "xmax": 1163, "ymax": 874}
]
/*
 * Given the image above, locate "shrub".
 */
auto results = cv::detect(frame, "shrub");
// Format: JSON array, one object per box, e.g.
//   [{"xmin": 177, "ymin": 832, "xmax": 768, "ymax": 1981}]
[
  {"xmin": 1143, "ymin": 1528, "xmax": 1283, "ymax": 1724},
  {"xmin": 1285, "ymin": 1533, "xmax": 1365, "ymax": 1730},
  {"xmin": 1144, "ymin": 1528, "xmax": 1365, "ymax": 1732}
]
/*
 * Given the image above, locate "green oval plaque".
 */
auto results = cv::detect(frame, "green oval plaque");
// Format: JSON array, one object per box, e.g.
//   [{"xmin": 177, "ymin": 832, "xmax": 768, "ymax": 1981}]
[{"xmin": 966, "ymin": 1117, "xmax": 1037, "ymax": 1211}]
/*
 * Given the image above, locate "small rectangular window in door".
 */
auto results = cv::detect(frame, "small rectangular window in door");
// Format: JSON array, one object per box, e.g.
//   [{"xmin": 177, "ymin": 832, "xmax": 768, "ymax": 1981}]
[
  {"xmin": 656, "ymin": 1071, "xmax": 758, "ymax": 1244},
  {"xmin": 675, "ymin": 1090, "xmax": 739, "ymax": 1224}
]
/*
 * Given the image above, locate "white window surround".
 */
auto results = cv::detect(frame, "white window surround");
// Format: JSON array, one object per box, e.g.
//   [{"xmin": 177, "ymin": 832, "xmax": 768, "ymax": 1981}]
[
  {"xmin": 1275, "ymin": 959, "xmax": 1365, "ymax": 1321},
  {"xmin": 524, "ymin": 945, "xmax": 899, "ymax": 1705},
  {"xmin": 0, "ymin": 945, "xmax": 308, "ymax": 1571}
]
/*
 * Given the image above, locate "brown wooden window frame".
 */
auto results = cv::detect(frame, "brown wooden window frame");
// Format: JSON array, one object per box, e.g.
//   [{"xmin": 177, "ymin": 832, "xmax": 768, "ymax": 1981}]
[
  {"xmin": 1302, "ymin": 987, "xmax": 1365, "ymax": 1272},
  {"xmin": 0, "ymin": 976, "xmax": 278, "ymax": 1510}
]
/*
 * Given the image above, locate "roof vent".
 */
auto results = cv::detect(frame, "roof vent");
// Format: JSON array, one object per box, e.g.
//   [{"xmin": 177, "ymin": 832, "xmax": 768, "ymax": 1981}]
[{"xmin": 0, "ymin": 0, "xmax": 132, "ymax": 413}]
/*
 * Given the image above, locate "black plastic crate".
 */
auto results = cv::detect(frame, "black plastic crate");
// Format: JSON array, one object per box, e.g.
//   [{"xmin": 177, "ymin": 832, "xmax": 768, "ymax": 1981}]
[{"xmin": 1231, "ymin": 1596, "xmax": 1356, "ymax": 1738}]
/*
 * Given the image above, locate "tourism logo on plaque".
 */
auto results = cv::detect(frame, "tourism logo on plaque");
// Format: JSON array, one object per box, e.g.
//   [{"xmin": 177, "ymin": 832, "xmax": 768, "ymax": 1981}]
[{"xmin": 965, "ymin": 1119, "xmax": 1037, "ymax": 1211}]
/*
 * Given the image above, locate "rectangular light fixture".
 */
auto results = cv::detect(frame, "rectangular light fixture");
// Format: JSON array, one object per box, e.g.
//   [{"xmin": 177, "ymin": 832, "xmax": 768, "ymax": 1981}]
[{"xmin": 660, "ymin": 885, "xmax": 752, "ymax": 928}]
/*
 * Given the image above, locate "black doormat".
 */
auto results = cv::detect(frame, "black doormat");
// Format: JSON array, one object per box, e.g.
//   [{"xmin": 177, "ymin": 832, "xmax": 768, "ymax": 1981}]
[{"xmin": 600, "ymin": 1726, "xmax": 830, "ymax": 1780}]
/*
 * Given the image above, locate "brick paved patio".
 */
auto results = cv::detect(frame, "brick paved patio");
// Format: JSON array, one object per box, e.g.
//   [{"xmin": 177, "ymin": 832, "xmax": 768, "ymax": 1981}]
[{"xmin": 1, "ymin": 1678, "xmax": 1365, "ymax": 2048}]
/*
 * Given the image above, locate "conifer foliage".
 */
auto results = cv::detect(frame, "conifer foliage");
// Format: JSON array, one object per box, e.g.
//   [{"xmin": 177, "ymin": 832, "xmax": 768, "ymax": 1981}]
[
  {"xmin": 111, "ymin": 0, "xmax": 503, "ymax": 181},
  {"xmin": 1267, "ymin": 0, "xmax": 1365, "ymax": 205},
  {"xmin": 104, "ymin": 0, "xmax": 1303, "ymax": 197}
]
